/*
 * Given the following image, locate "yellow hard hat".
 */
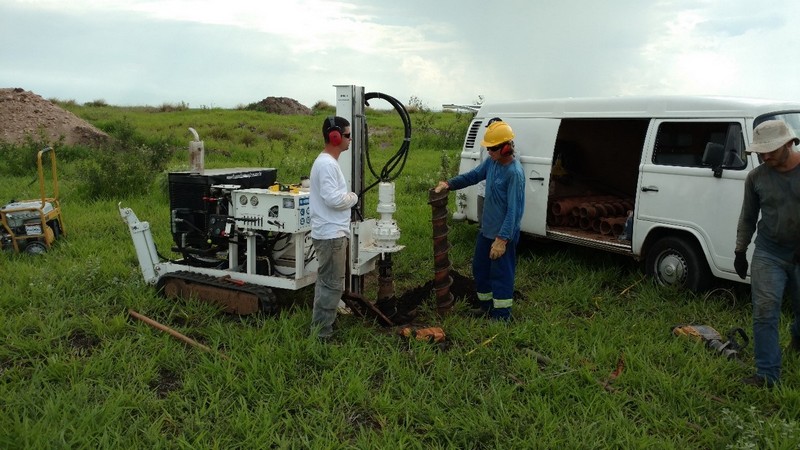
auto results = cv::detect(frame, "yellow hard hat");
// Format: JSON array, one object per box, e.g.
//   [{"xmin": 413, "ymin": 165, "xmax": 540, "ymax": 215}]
[{"xmin": 481, "ymin": 121, "xmax": 515, "ymax": 147}]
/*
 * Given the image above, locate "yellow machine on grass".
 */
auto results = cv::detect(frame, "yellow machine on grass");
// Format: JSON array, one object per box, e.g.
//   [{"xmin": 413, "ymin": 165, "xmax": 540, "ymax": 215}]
[{"xmin": 0, "ymin": 147, "xmax": 66, "ymax": 254}]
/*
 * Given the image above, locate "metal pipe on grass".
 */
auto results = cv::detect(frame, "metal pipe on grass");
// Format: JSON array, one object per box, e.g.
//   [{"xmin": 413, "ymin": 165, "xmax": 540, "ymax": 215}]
[{"xmin": 128, "ymin": 309, "xmax": 230, "ymax": 360}]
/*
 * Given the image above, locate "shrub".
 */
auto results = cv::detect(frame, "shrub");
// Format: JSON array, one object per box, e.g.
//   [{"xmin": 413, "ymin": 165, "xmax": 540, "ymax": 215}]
[
  {"xmin": 74, "ymin": 118, "xmax": 177, "ymax": 199},
  {"xmin": 84, "ymin": 99, "xmax": 108, "ymax": 107},
  {"xmin": 207, "ymin": 127, "xmax": 231, "ymax": 140},
  {"xmin": 312, "ymin": 100, "xmax": 334, "ymax": 113},
  {"xmin": 96, "ymin": 118, "xmax": 138, "ymax": 145},
  {"xmin": 75, "ymin": 142, "xmax": 174, "ymax": 200},
  {"xmin": 0, "ymin": 131, "xmax": 60, "ymax": 176},
  {"xmin": 50, "ymin": 98, "xmax": 78, "ymax": 107},
  {"xmin": 411, "ymin": 109, "xmax": 473, "ymax": 149},
  {"xmin": 50, "ymin": 145, "xmax": 93, "ymax": 163},
  {"xmin": 406, "ymin": 95, "xmax": 426, "ymax": 113},
  {"xmin": 239, "ymin": 132, "xmax": 257, "ymax": 147},
  {"xmin": 159, "ymin": 102, "xmax": 189, "ymax": 112},
  {"xmin": 262, "ymin": 128, "xmax": 291, "ymax": 142}
]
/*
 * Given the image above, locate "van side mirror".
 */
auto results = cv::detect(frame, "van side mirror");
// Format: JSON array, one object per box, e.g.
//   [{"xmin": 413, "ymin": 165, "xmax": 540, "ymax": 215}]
[{"xmin": 702, "ymin": 142, "xmax": 725, "ymax": 178}]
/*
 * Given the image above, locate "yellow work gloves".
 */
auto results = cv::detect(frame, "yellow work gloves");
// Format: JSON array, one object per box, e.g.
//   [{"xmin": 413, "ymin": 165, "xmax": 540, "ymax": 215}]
[
  {"xmin": 490, "ymin": 237, "xmax": 507, "ymax": 260},
  {"xmin": 434, "ymin": 181, "xmax": 449, "ymax": 193}
]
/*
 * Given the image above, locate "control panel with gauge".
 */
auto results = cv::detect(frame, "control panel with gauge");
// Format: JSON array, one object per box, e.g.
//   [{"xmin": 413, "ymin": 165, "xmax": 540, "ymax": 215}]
[{"xmin": 231, "ymin": 187, "xmax": 311, "ymax": 233}]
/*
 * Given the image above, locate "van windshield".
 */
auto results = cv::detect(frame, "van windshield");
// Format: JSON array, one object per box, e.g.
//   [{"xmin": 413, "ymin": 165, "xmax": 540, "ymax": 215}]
[{"xmin": 755, "ymin": 112, "xmax": 800, "ymax": 138}]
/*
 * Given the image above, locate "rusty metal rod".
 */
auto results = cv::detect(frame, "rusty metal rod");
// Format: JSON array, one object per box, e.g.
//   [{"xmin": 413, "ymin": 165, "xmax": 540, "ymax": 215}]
[{"xmin": 128, "ymin": 309, "xmax": 230, "ymax": 360}]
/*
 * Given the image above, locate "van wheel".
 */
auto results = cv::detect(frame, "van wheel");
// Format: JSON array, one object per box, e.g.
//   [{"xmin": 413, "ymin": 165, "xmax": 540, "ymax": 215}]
[{"xmin": 645, "ymin": 236, "xmax": 710, "ymax": 292}]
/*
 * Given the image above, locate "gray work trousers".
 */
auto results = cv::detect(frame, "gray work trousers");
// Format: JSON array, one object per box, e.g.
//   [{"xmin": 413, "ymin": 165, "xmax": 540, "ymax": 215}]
[{"xmin": 310, "ymin": 236, "xmax": 348, "ymax": 338}]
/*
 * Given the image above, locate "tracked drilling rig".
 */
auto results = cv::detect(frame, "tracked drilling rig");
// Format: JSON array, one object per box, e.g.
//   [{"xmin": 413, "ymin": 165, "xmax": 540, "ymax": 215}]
[{"xmin": 119, "ymin": 85, "xmax": 410, "ymax": 316}]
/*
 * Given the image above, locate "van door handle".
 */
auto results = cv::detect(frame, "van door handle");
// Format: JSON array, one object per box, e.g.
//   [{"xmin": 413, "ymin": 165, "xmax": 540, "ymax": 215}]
[
  {"xmin": 641, "ymin": 185, "xmax": 659, "ymax": 192},
  {"xmin": 530, "ymin": 177, "xmax": 544, "ymax": 181}
]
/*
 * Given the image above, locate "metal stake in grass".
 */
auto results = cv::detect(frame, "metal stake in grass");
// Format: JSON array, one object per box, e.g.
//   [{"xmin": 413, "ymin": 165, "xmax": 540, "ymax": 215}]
[{"xmin": 128, "ymin": 309, "xmax": 230, "ymax": 361}]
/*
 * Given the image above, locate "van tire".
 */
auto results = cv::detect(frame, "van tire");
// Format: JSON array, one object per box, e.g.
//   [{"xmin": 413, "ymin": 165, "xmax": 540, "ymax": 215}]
[{"xmin": 645, "ymin": 236, "xmax": 710, "ymax": 292}]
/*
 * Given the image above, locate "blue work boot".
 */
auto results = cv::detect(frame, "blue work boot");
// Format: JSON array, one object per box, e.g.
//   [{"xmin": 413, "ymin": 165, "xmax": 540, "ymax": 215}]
[{"xmin": 490, "ymin": 307, "xmax": 512, "ymax": 321}]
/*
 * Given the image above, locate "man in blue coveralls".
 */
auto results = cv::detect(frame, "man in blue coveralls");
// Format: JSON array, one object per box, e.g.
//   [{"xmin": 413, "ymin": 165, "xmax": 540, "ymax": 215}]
[{"xmin": 435, "ymin": 119, "xmax": 525, "ymax": 320}]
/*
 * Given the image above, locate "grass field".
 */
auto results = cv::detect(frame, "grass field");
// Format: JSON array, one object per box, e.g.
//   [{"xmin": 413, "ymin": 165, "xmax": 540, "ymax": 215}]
[{"xmin": 2, "ymin": 103, "xmax": 799, "ymax": 449}]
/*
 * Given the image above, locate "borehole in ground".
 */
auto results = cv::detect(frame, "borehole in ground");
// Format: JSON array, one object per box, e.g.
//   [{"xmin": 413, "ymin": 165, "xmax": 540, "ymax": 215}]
[
  {"xmin": 149, "ymin": 368, "xmax": 182, "ymax": 398},
  {"xmin": 375, "ymin": 269, "xmax": 479, "ymax": 325},
  {"xmin": 67, "ymin": 330, "xmax": 101, "ymax": 357}
]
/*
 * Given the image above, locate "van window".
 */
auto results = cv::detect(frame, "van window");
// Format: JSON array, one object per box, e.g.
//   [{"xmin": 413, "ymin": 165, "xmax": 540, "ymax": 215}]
[{"xmin": 653, "ymin": 122, "xmax": 746, "ymax": 169}]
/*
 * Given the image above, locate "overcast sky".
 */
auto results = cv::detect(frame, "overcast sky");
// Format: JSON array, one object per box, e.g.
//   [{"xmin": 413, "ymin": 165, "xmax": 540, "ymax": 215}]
[{"xmin": 2, "ymin": 0, "xmax": 800, "ymax": 110}]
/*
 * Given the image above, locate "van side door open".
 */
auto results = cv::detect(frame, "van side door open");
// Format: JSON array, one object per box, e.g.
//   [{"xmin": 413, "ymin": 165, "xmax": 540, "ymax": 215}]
[
  {"xmin": 547, "ymin": 118, "xmax": 649, "ymax": 250},
  {"xmin": 511, "ymin": 118, "xmax": 560, "ymax": 236}
]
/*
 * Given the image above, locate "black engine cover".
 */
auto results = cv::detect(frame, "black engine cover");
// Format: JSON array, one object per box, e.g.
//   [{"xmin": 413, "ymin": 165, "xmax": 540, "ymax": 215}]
[{"xmin": 168, "ymin": 168, "xmax": 277, "ymax": 252}]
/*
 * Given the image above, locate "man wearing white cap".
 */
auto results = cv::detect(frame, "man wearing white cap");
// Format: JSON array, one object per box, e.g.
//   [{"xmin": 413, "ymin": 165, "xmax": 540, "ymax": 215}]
[{"xmin": 735, "ymin": 119, "xmax": 800, "ymax": 388}]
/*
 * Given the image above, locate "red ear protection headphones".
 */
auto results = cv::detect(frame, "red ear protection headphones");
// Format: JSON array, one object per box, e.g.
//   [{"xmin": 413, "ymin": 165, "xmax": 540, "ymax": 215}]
[
  {"xmin": 488, "ymin": 142, "xmax": 513, "ymax": 156},
  {"xmin": 327, "ymin": 116, "xmax": 342, "ymax": 146}
]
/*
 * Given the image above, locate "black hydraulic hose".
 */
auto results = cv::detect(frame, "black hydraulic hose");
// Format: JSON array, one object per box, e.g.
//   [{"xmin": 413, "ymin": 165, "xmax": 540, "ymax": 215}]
[{"xmin": 360, "ymin": 92, "xmax": 412, "ymax": 196}]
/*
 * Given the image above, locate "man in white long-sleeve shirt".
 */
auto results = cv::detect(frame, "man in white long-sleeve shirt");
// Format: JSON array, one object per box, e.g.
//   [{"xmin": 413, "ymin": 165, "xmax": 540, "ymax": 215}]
[{"xmin": 309, "ymin": 116, "xmax": 358, "ymax": 339}]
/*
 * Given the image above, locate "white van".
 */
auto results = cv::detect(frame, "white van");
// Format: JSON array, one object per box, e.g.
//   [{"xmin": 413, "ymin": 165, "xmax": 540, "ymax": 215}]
[{"xmin": 454, "ymin": 96, "xmax": 800, "ymax": 291}]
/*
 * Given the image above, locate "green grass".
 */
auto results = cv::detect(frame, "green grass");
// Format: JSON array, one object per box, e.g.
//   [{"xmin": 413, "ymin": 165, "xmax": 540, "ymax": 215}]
[{"xmin": 2, "ymin": 105, "xmax": 800, "ymax": 448}]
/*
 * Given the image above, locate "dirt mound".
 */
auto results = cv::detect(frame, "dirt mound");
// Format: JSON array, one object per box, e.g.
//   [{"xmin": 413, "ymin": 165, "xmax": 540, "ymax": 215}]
[
  {"xmin": 373, "ymin": 269, "xmax": 527, "ymax": 325},
  {"xmin": 249, "ymin": 96, "xmax": 312, "ymax": 115},
  {"xmin": 0, "ymin": 88, "xmax": 109, "ymax": 147},
  {"xmin": 376, "ymin": 269, "xmax": 480, "ymax": 325}
]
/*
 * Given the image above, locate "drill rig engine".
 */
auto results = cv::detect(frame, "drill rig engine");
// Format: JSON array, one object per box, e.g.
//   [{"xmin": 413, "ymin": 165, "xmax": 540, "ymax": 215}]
[{"xmin": 119, "ymin": 85, "xmax": 409, "ymax": 316}]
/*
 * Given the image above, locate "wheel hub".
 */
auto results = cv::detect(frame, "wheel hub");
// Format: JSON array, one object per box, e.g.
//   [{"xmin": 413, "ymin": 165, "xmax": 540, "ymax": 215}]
[{"xmin": 657, "ymin": 253, "xmax": 686, "ymax": 285}]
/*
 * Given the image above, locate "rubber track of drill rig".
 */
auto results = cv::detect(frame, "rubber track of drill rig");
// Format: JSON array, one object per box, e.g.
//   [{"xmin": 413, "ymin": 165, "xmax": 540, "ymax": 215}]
[{"xmin": 156, "ymin": 271, "xmax": 277, "ymax": 315}]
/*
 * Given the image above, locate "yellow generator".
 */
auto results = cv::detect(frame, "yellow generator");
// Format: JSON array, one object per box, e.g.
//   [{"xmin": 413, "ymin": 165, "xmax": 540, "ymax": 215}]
[{"xmin": 0, "ymin": 147, "xmax": 66, "ymax": 254}]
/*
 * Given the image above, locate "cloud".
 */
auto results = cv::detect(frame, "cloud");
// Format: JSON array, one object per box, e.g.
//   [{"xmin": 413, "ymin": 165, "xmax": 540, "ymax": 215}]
[
  {"xmin": 4, "ymin": 0, "xmax": 800, "ymax": 109},
  {"xmin": 2, "ymin": 0, "xmax": 475, "ymax": 106},
  {"xmin": 615, "ymin": 1, "xmax": 800, "ymax": 100}
]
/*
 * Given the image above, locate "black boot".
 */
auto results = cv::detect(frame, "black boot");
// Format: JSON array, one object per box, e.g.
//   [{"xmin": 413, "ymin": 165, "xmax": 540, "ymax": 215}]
[
  {"xmin": 468, "ymin": 303, "xmax": 491, "ymax": 318},
  {"xmin": 790, "ymin": 335, "xmax": 800, "ymax": 353},
  {"xmin": 741, "ymin": 374, "xmax": 777, "ymax": 388}
]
